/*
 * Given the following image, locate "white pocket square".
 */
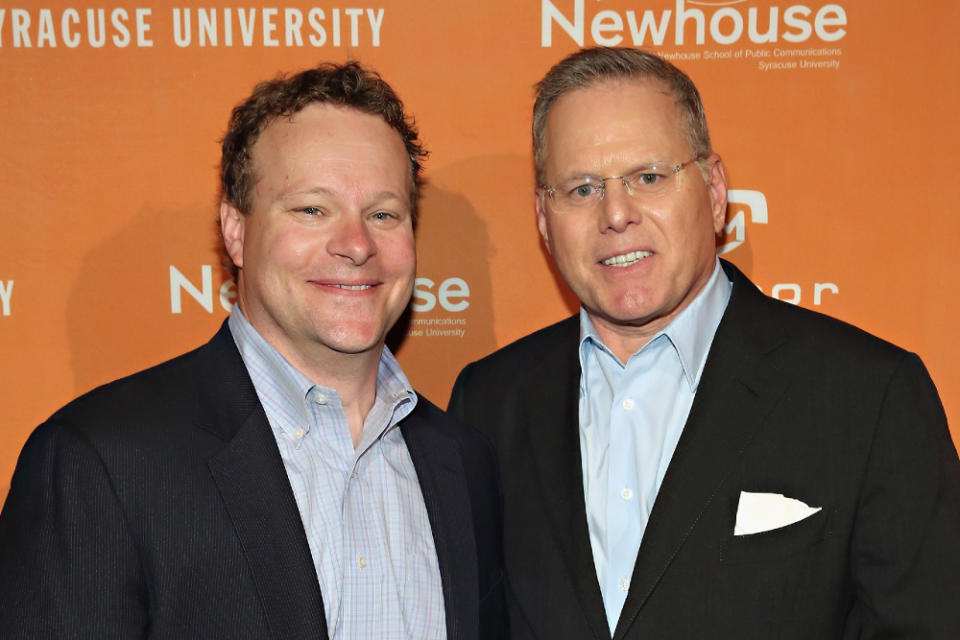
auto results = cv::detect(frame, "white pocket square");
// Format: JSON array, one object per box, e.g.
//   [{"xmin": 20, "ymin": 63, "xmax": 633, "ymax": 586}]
[{"xmin": 734, "ymin": 491, "xmax": 821, "ymax": 536}]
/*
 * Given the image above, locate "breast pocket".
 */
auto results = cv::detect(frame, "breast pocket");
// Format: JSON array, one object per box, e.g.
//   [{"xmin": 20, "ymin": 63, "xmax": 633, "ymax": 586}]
[{"xmin": 720, "ymin": 508, "xmax": 830, "ymax": 565}]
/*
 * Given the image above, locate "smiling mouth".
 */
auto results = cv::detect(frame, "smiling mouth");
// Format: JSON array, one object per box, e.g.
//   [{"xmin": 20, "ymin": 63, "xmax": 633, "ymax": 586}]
[
  {"xmin": 331, "ymin": 284, "xmax": 373, "ymax": 291},
  {"xmin": 312, "ymin": 281, "xmax": 376, "ymax": 291},
  {"xmin": 602, "ymin": 250, "xmax": 652, "ymax": 267}
]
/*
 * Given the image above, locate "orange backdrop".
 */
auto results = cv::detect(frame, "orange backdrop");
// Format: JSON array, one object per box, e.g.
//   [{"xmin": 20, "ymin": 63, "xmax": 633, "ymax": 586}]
[{"xmin": 2, "ymin": 0, "xmax": 959, "ymax": 501}]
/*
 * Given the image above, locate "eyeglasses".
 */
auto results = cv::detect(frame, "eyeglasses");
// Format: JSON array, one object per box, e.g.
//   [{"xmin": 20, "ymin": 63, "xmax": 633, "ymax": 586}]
[{"xmin": 539, "ymin": 156, "xmax": 704, "ymax": 213}]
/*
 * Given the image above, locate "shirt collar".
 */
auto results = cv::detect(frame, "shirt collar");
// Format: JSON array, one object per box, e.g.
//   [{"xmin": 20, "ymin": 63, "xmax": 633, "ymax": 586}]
[
  {"xmin": 227, "ymin": 306, "xmax": 417, "ymax": 440},
  {"xmin": 579, "ymin": 259, "xmax": 731, "ymax": 391},
  {"xmin": 373, "ymin": 341, "xmax": 418, "ymax": 420}
]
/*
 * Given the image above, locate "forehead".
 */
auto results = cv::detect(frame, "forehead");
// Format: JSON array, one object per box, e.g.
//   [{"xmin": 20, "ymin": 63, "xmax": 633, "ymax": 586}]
[
  {"xmin": 250, "ymin": 103, "xmax": 410, "ymax": 196},
  {"xmin": 543, "ymin": 79, "xmax": 688, "ymax": 173}
]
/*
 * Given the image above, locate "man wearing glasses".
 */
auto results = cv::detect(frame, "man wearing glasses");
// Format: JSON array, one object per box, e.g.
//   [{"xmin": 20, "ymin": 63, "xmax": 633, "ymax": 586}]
[{"xmin": 449, "ymin": 47, "xmax": 960, "ymax": 639}]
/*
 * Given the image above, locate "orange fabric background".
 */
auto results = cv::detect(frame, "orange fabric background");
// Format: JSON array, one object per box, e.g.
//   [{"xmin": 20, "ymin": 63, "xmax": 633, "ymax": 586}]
[{"xmin": 2, "ymin": 1, "xmax": 958, "ymax": 501}]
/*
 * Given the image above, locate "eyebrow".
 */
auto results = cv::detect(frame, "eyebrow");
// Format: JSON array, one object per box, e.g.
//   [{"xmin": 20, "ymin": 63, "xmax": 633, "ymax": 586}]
[
  {"xmin": 277, "ymin": 186, "xmax": 407, "ymax": 204},
  {"xmin": 557, "ymin": 161, "xmax": 672, "ymax": 181},
  {"xmin": 277, "ymin": 186, "xmax": 334, "ymax": 200}
]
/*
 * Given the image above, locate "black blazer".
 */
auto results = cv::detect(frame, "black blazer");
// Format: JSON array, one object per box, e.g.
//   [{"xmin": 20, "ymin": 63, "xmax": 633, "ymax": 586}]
[
  {"xmin": 449, "ymin": 260, "xmax": 960, "ymax": 639},
  {"xmin": 0, "ymin": 322, "xmax": 506, "ymax": 639}
]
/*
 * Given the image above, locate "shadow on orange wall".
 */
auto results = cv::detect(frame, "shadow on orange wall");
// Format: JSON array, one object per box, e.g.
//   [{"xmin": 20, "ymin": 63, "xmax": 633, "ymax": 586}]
[
  {"xmin": 391, "ymin": 171, "xmax": 497, "ymax": 406},
  {"xmin": 66, "ymin": 205, "xmax": 230, "ymax": 398}
]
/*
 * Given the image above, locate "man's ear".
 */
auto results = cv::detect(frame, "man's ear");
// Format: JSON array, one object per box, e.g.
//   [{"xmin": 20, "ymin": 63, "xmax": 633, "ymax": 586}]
[
  {"xmin": 706, "ymin": 154, "xmax": 729, "ymax": 234},
  {"xmin": 219, "ymin": 200, "xmax": 246, "ymax": 269},
  {"xmin": 535, "ymin": 191, "xmax": 552, "ymax": 255}
]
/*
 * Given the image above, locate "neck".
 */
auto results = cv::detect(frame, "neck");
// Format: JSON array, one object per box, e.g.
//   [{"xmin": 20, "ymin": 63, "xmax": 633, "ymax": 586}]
[
  {"xmin": 590, "ymin": 317, "xmax": 662, "ymax": 364},
  {"xmin": 289, "ymin": 345, "xmax": 382, "ymax": 449},
  {"xmin": 237, "ymin": 304, "xmax": 383, "ymax": 448}
]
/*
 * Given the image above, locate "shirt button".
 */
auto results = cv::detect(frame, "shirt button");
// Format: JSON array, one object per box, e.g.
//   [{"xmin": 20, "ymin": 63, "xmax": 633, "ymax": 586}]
[
  {"xmin": 618, "ymin": 577, "xmax": 630, "ymax": 592},
  {"xmin": 314, "ymin": 393, "xmax": 328, "ymax": 405},
  {"xmin": 622, "ymin": 398, "xmax": 635, "ymax": 411},
  {"xmin": 358, "ymin": 556, "xmax": 367, "ymax": 568},
  {"xmin": 620, "ymin": 488, "xmax": 633, "ymax": 501},
  {"xmin": 293, "ymin": 428, "xmax": 304, "ymax": 440}
]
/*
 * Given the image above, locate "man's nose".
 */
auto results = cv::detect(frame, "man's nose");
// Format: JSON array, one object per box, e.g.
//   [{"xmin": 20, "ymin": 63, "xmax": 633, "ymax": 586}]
[
  {"xmin": 598, "ymin": 178, "xmax": 642, "ymax": 233},
  {"xmin": 328, "ymin": 214, "xmax": 376, "ymax": 265}
]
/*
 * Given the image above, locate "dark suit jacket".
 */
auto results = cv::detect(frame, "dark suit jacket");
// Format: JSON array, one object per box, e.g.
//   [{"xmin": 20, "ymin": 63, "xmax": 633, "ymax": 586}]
[
  {"xmin": 0, "ymin": 321, "xmax": 505, "ymax": 639},
  {"xmin": 448, "ymin": 260, "xmax": 960, "ymax": 639}
]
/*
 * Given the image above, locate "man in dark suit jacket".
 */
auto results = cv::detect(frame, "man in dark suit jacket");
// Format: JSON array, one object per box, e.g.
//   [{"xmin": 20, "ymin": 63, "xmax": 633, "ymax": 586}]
[
  {"xmin": 0, "ymin": 62, "xmax": 505, "ymax": 639},
  {"xmin": 449, "ymin": 47, "xmax": 960, "ymax": 639}
]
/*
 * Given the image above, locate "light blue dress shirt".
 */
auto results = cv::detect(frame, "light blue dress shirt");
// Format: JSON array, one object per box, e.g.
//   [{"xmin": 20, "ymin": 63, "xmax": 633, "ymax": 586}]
[
  {"xmin": 229, "ymin": 308, "xmax": 446, "ymax": 639},
  {"xmin": 578, "ymin": 260, "xmax": 731, "ymax": 633}
]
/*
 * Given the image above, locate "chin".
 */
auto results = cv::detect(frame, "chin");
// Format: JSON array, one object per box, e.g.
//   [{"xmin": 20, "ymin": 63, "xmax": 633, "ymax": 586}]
[
  {"xmin": 604, "ymin": 299, "xmax": 659, "ymax": 321},
  {"xmin": 319, "ymin": 329, "xmax": 386, "ymax": 356}
]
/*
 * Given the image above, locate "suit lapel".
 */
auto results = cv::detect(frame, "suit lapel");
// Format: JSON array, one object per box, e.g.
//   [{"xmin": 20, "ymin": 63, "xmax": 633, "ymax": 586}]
[
  {"xmin": 613, "ymin": 262, "xmax": 790, "ymax": 639},
  {"xmin": 196, "ymin": 323, "xmax": 329, "ymax": 640},
  {"xmin": 519, "ymin": 317, "xmax": 611, "ymax": 640},
  {"xmin": 402, "ymin": 403, "xmax": 478, "ymax": 640}
]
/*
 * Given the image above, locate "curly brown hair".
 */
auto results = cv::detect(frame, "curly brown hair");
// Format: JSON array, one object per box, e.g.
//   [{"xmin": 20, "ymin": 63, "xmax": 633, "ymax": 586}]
[{"xmin": 220, "ymin": 61, "xmax": 427, "ymax": 218}]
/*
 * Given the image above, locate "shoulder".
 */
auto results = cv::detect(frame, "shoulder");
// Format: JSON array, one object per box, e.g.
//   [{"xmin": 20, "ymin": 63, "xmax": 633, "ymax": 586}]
[
  {"xmin": 47, "ymin": 343, "xmax": 207, "ymax": 434},
  {"xmin": 721, "ymin": 261, "xmax": 910, "ymax": 372},
  {"xmin": 747, "ymin": 290, "xmax": 908, "ymax": 367},
  {"xmin": 34, "ymin": 327, "xmax": 238, "ymax": 462},
  {"xmin": 716, "ymin": 277, "xmax": 948, "ymax": 442},
  {"xmin": 7, "ymin": 341, "xmax": 217, "ymax": 512},
  {"xmin": 11, "ymin": 326, "xmax": 256, "ymax": 515}
]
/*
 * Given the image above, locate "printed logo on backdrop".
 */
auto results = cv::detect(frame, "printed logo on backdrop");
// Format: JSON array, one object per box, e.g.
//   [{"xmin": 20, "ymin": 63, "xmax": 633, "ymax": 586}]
[
  {"xmin": 719, "ymin": 189, "xmax": 768, "ymax": 255},
  {"xmin": 408, "ymin": 277, "xmax": 471, "ymax": 339},
  {"xmin": 718, "ymin": 190, "xmax": 838, "ymax": 306},
  {"xmin": 0, "ymin": 280, "xmax": 12, "ymax": 316},
  {"xmin": 169, "ymin": 266, "xmax": 235, "ymax": 314},
  {"xmin": 542, "ymin": 0, "xmax": 846, "ymax": 72},
  {"xmin": 0, "ymin": 7, "xmax": 385, "ymax": 49},
  {"xmin": 167, "ymin": 266, "xmax": 472, "ymax": 337}
]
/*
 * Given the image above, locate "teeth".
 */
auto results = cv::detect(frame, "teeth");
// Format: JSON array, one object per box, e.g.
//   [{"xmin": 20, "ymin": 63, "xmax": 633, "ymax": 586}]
[
  {"xmin": 334, "ymin": 284, "xmax": 372, "ymax": 290},
  {"xmin": 602, "ymin": 250, "xmax": 652, "ymax": 267}
]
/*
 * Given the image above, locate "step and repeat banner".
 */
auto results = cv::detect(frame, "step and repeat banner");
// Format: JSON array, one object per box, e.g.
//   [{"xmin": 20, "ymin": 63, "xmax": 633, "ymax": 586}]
[{"xmin": 2, "ymin": 1, "xmax": 958, "ymax": 499}]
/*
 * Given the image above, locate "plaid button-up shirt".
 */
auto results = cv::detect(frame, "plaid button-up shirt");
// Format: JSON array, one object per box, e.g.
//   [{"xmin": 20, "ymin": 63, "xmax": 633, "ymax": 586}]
[{"xmin": 229, "ymin": 308, "xmax": 446, "ymax": 639}]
